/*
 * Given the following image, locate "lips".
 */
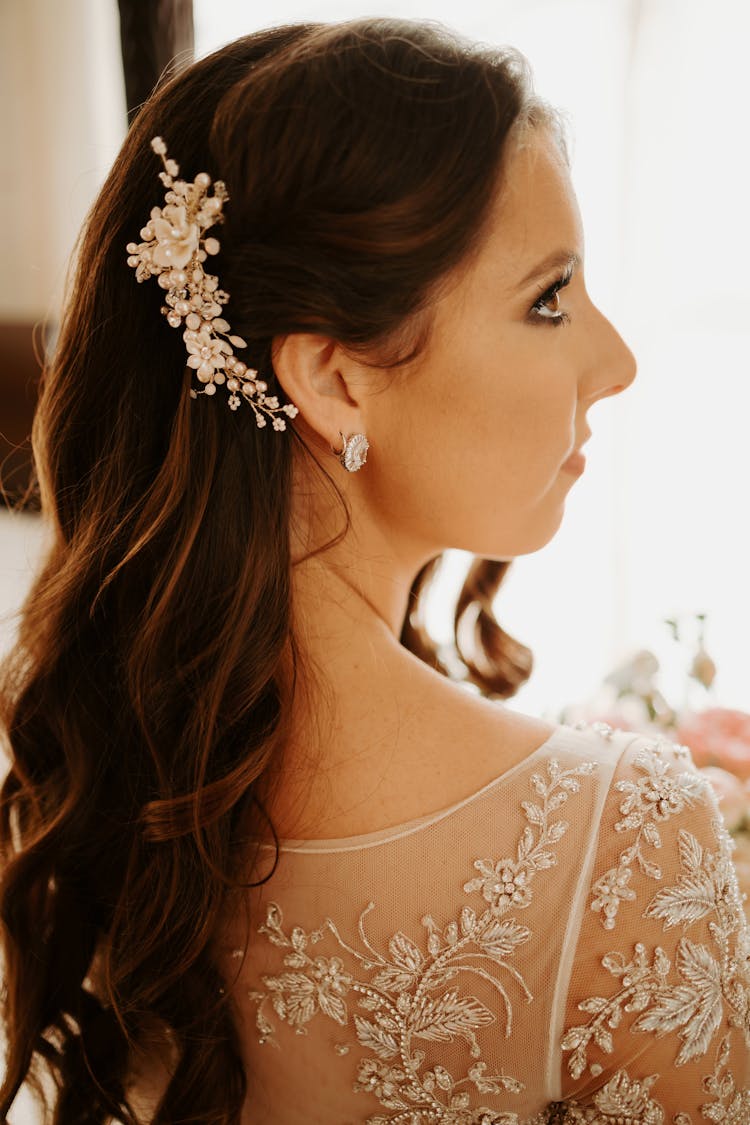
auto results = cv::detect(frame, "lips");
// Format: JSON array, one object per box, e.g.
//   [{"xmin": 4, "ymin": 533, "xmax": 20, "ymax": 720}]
[
  {"xmin": 567, "ymin": 431, "xmax": 592, "ymax": 460},
  {"xmin": 562, "ymin": 449, "xmax": 586, "ymax": 474}
]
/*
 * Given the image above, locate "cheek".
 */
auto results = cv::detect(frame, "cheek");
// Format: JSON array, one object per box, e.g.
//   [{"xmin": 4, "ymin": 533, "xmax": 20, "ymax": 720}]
[
  {"xmin": 365, "ymin": 398, "xmax": 574, "ymax": 560},
  {"xmin": 373, "ymin": 343, "xmax": 575, "ymax": 518},
  {"xmin": 460, "ymin": 367, "xmax": 572, "ymax": 480}
]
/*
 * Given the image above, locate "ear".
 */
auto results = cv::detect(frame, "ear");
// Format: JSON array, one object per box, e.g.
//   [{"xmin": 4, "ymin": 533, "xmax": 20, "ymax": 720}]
[{"xmin": 271, "ymin": 333, "xmax": 366, "ymax": 452}]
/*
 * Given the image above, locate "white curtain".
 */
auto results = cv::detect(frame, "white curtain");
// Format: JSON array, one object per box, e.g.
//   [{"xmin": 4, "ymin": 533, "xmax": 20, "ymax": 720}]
[
  {"xmin": 0, "ymin": 0, "xmax": 127, "ymax": 321},
  {"xmin": 0, "ymin": 0, "xmax": 127, "ymax": 723}
]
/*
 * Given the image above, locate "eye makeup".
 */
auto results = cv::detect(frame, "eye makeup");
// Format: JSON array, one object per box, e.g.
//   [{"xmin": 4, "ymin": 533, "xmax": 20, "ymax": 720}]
[{"xmin": 528, "ymin": 264, "xmax": 574, "ymax": 328}]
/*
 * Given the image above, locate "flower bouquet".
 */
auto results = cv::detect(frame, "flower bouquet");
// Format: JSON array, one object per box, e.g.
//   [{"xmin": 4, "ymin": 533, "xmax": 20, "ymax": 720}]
[{"xmin": 557, "ymin": 613, "xmax": 750, "ymax": 911}]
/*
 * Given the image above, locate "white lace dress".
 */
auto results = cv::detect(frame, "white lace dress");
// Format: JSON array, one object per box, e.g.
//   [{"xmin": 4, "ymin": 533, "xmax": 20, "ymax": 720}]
[{"xmin": 214, "ymin": 721, "xmax": 750, "ymax": 1124}]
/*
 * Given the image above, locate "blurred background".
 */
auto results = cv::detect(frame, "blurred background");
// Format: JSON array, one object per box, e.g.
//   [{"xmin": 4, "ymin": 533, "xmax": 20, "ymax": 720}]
[{"xmin": 1, "ymin": 0, "xmax": 749, "ymax": 728}]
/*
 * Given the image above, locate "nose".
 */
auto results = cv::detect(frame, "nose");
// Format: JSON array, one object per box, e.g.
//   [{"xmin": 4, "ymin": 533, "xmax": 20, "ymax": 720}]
[{"xmin": 586, "ymin": 311, "xmax": 638, "ymax": 404}]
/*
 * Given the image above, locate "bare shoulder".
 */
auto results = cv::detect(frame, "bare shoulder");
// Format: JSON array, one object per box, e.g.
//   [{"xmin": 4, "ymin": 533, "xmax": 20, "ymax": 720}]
[
  {"xmin": 271, "ymin": 672, "xmax": 558, "ymax": 841},
  {"xmin": 401, "ymin": 684, "xmax": 558, "ymax": 799}
]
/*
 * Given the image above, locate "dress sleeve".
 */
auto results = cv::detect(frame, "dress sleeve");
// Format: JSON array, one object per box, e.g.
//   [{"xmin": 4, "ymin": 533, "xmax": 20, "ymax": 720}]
[{"xmin": 557, "ymin": 733, "xmax": 750, "ymax": 1123}]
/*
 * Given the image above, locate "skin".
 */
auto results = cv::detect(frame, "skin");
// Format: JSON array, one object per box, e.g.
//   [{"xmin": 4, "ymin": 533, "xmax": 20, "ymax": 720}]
[{"xmin": 268, "ymin": 125, "xmax": 638, "ymax": 836}]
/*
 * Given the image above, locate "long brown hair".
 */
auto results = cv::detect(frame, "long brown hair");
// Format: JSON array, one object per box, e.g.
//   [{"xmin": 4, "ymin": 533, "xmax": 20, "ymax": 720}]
[{"xmin": 0, "ymin": 18, "xmax": 567, "ymax": 1123}]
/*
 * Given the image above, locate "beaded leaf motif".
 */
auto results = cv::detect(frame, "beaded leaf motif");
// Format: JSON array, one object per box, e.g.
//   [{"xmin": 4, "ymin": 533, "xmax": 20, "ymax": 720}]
[
  {"xmin": 245, "ymin": 754, "xmax": 598, "ymax": 1124},
  {"xmin": 563, "ymin": 799, "xmax": 750, "ymax": 1121},
  {"xmin": 589, "ymin": 739, "xmax": 706, "ymax": 931},
  {"xmin": 236, "ymin": 727, "xmax": 750, "ymax": 1122}
]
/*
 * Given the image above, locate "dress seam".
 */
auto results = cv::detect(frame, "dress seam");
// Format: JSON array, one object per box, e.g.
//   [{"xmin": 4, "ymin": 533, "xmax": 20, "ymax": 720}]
[{"xmin": 543, "ymin": 730, "xmax": 645, "ymax": 1102}]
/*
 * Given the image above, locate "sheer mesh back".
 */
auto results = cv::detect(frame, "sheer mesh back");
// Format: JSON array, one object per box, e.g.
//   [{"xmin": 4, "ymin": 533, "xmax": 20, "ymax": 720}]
[{"xmin": 210, "ymin": 722, "xmax": 750, "ymax": 1122}]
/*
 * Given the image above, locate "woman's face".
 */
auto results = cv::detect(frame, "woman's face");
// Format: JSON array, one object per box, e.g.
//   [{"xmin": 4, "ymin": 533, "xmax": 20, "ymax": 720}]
[
  {"xmin": 281, "ymin": 127, "xmax": 638, "ymax": 576},
  {"xmin": 282, "ymin": 125, "xmax": 637, "ymax": 568}
]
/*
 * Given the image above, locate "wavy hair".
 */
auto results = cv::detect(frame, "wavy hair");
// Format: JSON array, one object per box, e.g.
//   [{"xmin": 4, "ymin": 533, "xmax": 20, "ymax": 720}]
[{"xmin": 0, "ymin": 18, "xmax": 567, "ymax": 1123}]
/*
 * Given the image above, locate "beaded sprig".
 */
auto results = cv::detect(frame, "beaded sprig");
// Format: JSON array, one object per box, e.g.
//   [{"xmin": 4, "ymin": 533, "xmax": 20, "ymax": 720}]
[{"xmin": 126, "ymin": 136, "xmax": 299, "ymax": 430}]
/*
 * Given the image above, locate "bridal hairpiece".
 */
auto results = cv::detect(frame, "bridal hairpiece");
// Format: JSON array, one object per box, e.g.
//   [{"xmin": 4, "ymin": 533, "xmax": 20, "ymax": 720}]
[{"xmin": 125, "ymin": 136, "xmax": 299, "ymax": 430}]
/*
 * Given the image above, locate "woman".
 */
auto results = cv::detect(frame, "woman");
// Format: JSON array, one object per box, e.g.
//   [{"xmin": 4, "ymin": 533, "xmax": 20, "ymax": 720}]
[{"xmin": 1, "ymin": 16, "xmax": 748, "ymax": 1124}]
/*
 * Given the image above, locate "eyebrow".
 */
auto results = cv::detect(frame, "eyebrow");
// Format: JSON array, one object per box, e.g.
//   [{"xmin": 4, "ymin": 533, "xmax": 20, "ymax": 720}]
[{"xmin": 516, "ymin": 250, "xmax": 581, "ymax": 289}]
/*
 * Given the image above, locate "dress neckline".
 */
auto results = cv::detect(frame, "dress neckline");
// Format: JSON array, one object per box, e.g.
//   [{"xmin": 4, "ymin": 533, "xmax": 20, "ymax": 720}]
[{"xmin": 257, "ymin": 721, "xmax": 606, "ymax": 854}]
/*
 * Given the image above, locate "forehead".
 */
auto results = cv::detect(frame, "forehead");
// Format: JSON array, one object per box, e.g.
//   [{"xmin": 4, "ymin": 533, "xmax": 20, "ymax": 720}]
[{"xmin": 480, "ymin": 127, "xmax": 583, "ymax": 291}]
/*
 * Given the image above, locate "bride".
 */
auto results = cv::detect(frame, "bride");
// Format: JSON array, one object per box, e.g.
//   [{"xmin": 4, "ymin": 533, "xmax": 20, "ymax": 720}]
[{"xmin": 2, "ymin": 16, "xmax": 747, "ymax": 1125}]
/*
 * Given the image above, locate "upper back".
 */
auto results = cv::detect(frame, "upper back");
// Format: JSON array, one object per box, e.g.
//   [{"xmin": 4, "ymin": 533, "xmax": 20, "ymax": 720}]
[
  {"xmin": 216, "ymin": 721, "xmax": 640, "ymax": 1122},
  {"xmin": 260, "ymin": 678, "xmax": 562, "ymax": 845}
]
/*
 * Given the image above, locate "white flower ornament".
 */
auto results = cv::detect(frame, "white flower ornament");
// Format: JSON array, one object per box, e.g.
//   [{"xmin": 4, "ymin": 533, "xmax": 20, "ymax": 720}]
[{"xmin": 126, "ymin": 136, "xmax": 299, "ymax": 430}]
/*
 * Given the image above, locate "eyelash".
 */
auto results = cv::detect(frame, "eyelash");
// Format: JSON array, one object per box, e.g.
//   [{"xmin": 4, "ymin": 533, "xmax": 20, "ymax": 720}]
[{"xmin": 530, "ymin": 268, "xmax": 574, "ymax": 327}]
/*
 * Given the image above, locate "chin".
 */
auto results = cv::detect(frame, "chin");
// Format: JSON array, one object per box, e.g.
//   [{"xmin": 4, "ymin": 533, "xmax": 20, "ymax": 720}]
[
  {"xmin": 512, "ymin": 512, "xmax": 567, "ymax": 557},
  {"xmin": 471, "ymin": 531, "xmax": 560, "ymax": 560},
  {"xmin": 455, "ymin": 499, "xmax": 567, "ymax": 559}
]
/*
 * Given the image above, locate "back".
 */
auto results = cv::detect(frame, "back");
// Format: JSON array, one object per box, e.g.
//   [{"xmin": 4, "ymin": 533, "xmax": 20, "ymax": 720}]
[{"xmin": 209, "ymin": 721, "xmax": 750, "ymax": 1123}]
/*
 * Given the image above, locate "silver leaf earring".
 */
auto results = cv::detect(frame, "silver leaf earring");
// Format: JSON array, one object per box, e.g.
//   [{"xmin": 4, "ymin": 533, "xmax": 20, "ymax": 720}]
[{"xmin": 330, "ymin": 431, "xmax": 369, "ymax": 472}]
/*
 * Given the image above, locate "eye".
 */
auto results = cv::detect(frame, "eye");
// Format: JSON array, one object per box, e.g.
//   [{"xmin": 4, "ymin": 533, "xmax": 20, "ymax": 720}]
[{"xmin": 529, "ymin": 268, "xmax": 573, "ymax": 327}]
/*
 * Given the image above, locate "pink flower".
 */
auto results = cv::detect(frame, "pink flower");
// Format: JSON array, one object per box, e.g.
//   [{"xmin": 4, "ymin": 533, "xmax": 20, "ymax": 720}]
[
  {"xmin": 676, "ymin": 708, "xmax": 750, "ymax": 780},
  {"xmin": 698, "ymin": 766, "xmax": 749, "ymax": 831}
]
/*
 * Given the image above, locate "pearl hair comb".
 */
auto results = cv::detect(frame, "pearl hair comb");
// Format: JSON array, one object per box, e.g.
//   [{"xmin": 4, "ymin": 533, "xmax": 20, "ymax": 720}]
[{"xmin": 125, "ymin": 136, "xmax": 299, "ymax": 430}]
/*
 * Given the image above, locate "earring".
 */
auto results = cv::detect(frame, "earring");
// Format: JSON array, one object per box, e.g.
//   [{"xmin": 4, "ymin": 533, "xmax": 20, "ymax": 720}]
[{"xmin": 330, "ymin": 430, "xmax": 369, "ymax": 472}]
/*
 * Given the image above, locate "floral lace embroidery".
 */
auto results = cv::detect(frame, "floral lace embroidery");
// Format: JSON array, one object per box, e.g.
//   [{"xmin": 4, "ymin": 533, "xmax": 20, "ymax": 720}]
[
  {"xmin": 543, "ymin": 1040, "xmax": 750, "ymax": 1124},
  {"xmin": 245, "ymin": 755, "xmax": 598, "ymax": 1124},
  {"xmin": 562, "ymin": 811, "xmax": 750, "ymax": 1119},
  {"xmin": 552, "ymin": 1069, "xmax": 664, "ymax": 1123},
  {"xmin": 589, "ymin": 739, "xmax": 707, "ymax": 930}
]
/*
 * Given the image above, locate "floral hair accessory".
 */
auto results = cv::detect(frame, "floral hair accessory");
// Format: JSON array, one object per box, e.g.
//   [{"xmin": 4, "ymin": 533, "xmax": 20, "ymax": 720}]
[{"xmin": 126, "ymin": 136, "xmax": 299, "ymax": 430}]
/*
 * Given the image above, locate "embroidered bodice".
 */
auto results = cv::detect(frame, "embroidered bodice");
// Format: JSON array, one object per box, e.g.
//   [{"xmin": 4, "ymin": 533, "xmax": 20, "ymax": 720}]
[{"xmin": 214, "ymin": 721, "xmax": 750, "ymax": 1124}]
